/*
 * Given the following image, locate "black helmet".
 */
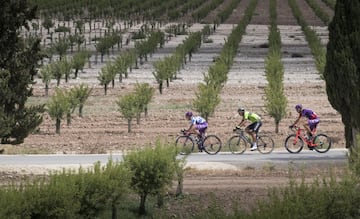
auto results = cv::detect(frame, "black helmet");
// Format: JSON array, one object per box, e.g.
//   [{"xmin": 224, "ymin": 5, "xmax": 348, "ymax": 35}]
[{"xmin": 237, "ymin": 107, "xmax": 245, "ymax": 113}]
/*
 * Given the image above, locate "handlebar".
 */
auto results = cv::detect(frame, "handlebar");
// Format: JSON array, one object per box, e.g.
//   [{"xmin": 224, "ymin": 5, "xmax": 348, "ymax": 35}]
[{"xmin": 289, "ymin": 125, "xmax": 302, "ymax": 132}]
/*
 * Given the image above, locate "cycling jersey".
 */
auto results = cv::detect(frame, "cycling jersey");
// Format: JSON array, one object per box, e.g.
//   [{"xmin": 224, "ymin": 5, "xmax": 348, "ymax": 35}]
[
  {"xmin": 244, "ymin": 111, "xmax": 261, "ymax": 123},
  {"xmin": 301, "ymin": 109, "xmax": 318, "ymax": 120},
  {"xmin": 190, "ymin": 116, "xmax": 207, "ymax": 125}
]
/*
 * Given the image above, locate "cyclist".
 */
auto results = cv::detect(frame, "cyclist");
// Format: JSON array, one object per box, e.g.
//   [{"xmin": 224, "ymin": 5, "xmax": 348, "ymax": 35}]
[
  {"xmin": 289, "ymin": 104, "xmax": 319, "ymax": 141},
  {"xmin": 235, "ymin": 107, "xmax": 262, "ymax": 151},
  {"xmin": 184, "ymin": 111, "xmax": 208, "ymax": 143}
]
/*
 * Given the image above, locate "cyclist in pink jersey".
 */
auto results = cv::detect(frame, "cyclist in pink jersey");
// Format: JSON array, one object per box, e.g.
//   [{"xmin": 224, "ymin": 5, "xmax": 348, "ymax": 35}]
[{"xmin": 289, "ymin": 104, "xmax": 320, "ymax": 140}]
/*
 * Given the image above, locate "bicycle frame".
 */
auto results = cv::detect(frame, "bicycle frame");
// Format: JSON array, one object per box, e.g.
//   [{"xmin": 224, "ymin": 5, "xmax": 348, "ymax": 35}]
[
  {"xmin": 292, "ymin": 125, "xmax": 316, "ymax": 147},
  {"xmin": 179, "ymin": 131, "xmax": 203, "ymax": 147},
  {"xmin": 235, "ymin": 129, "xmax": 260, "ymax": 145}
]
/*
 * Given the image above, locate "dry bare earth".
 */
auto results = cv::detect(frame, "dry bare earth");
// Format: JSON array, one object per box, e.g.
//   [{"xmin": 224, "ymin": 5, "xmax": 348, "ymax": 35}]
[
  {"xmin": 1, "ymin": 0, "xmax": 346, "ymax": 215},
  {"xmin": 13, "ymin": 0, "xmax": 342, "ymax": 154}
]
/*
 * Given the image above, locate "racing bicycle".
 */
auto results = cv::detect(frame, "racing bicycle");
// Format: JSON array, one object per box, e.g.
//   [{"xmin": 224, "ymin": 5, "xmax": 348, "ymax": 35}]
[
  {"xmin": 175, "ymin": 129, "xmax": 222, "ymax": 155},
  {"xmin": 227, "ymin": 128, "xmax": 274, "ymax": 154},
  {"xmin": 284, "ymin": 125, "xmax": 331, "ymax": 153}
]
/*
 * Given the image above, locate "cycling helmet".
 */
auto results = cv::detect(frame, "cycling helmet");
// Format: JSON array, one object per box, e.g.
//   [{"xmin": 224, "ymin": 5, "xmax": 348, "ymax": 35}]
[
  {"xmin": 295, "ymin": 104, "xmax": 302, "ymax": 110},
  {"xmin": 185, "ymin": 111, "xmax": 193, "ymax": 117},
  {"xmin": 237, "ymin": 107, "xmax": 245, "ymax": 113}
]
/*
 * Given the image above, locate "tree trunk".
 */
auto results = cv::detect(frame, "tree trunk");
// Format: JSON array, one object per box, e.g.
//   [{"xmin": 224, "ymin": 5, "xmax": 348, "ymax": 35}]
[
  {"xmin": 66, "ymin": 113, "xmax": 71, "ymax": 126},
  {"xmin": 275, "ymin": 120, "xmax": 279, "ymax": 133},
  {"xmin": 139, "ymin": 193, "xmax": 147, "ymax": 215},
  {"xmin": 176, "ymin": 181, "xmax": 183, "ymax": 197},
  {"xmin": 74, "ymin": 69, "xmax": 79, "ymax": 79},
  {"xmin": 56, "ymin": 118, "xmax": 61, "ymax": 134},
  {"xmin": 111, "ymin": 203, "xmax": 117, "ymax": 219},
  {"xmin": 136, "ymin": 113, "xmax": 140, "ymax": 125},
  {"xmin": 127, "ymin": 119, "xmax": 132, "ymax": 133},
  {"xmin": 45, "ymin": 84, "xmax": 49, "ymax": 96},
  {"xmin": 144, "ymin": 106, "xmax": 148, "ymax": 117},
  {"xmin": 353, "ymin": 128, "xmax": 359, "ymax": 149},
  {"xmin": 159, "ymin": 82, "xmax": 163, "ymax": 94},
  {"xmin": 79, "ymin": 105, "xmax": 83, "ymax": 117}
]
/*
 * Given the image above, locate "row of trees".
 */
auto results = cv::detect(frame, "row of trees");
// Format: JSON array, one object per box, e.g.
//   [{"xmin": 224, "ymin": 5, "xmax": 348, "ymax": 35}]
[
  {"xmin": 264, "ymin": 0, "xmax": 287, "ymax": 134},
  {"xmin": 288, "ymin": 0, "xmax": 327, "ymax": 77},
  {"xmin": 116, "ymin": 83, "xmax": 155, "ymax": 133},
  {"xmin": 193, "ymin": 0, "xmax": 259, "ymax": 120},
  {"xmin": 153, "ymin": 31, "xmax": 202, "ymax": 94},
  {"xmin": 46, "ymin": 84, "xmax": 92, "ymax": 134}
]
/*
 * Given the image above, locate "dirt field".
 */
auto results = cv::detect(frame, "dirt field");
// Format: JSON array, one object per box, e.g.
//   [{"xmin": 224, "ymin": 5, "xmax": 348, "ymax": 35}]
[{"xmin": 1, "ymin": 0, "xmax": 345, "ymax": 215}]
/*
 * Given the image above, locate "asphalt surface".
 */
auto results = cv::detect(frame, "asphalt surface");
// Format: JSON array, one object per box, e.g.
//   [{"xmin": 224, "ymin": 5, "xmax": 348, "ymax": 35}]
[{"xmin": 0, "ymin": 149, "xmax": 348, "ymax": 172}]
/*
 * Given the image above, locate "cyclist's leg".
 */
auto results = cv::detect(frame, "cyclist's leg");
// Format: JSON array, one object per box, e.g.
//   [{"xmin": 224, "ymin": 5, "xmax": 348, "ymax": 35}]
[
  {"xmin": 308, "ymin": 119, "xmax": 319, "ymax": 138},
  {"xmin": 302, "ymin": 119, "xmax": 312, "ymax": 137},
  {"xmin": 197, "ymin": 123, "xmax": 208, "ymax": 138},
  {"xmin": 246, "ymin": 123, "xmax": 258, "ymax": 147}
]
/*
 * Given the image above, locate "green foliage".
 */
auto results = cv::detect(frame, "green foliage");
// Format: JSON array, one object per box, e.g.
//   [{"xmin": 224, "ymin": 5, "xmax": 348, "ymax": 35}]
[
  {"xmin": 123, "ymin": 140, "xmax": 178, "ymax": 215},
  {"xmin": 70, "ymin": 84, "xmax": 92, "ymax": 117},
  {"xmin": 54, "ymin": 26, "xmax": 71, "ymax": 33},
  {"xmin": 0, "ymin": 1, "xmax": 45, "ymax": 144},
  {"xmin": 46, "ymin": 88, "xmax": 71, "ymax": 134},
  {"xmin": 42, "ymin": 16, "xmax": 54, "ymax": 34},
  {"xmin": 116, "ymin": 93, "xmax": 138, "ymax": 132},
  {"xmin": 39, "ymin": 64, "xmax": 52, "ymax": 96},
  {"xmin": 60, "ymin": 56, "xmax": 73, "ymax": 83},
  {"xmin": 288, "ymin": 0, "xmax": 326, "ymax": 76},
  {"xmin": 71, "ymin": 50, "xmax": 89, "ymax": 78},
  {"xmin": 51, "ymin": 38, "xmax": 70, "ymax": 59},
  {"xmin": 134, "ymin": 82, "xmax": 155, "ymax": 118},
  {"xmin": 324, "ymin": 0, "xmax": 360, "ymax": 148},
  {"xmin": 0, "ymin": 160, "xmax": 130, "ymax": 218},
  {"xmin": 98, "ymin": 62, "xmax": 116, "ymax": 95},
  {"xmin": 193, "ymin": 83, "xmax": 221, "ymax": 121},
  {"xmin": 264, "ymin": 1, "xmax": 287, "ymax": 134}
]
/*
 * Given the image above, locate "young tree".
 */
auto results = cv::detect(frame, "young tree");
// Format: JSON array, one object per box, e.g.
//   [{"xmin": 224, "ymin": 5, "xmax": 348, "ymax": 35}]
[
  {"xmin": 50, "ymin": 60, "xmax": 63, "ymax": 86},
  {"xmin": 42, "ymin": 16, "xmax": 54, "ymax": 34},
  {"xmin": 123, "ymin": 141, "xmax": 177, "ymax": 215},
  {"xmin": 52, "ymin": 38, "xmax": 70, "ymax": 60},
  {"xmin": 324, "ymin": 0, "xmax": 360, "ymax": 149},
  {"xmin": 39, "ymin": 65, "xmax": 52, "ymax": 96},
  {"xmin": 193, "ymin": 83, "xmax": 221, "ymax": 121},
  {"xmin": 60, "ymin": 57, "xmax": 73, "ymax": 83},
  {"xmin": 116, "ymin": 93, "xmax": 137, "ymax": 133},
  {"xmin": 71, "ymin": 50, "xmax": 88, "ymax": 79},
  {"xmin": 0, "ymin": 1, "xmax": 45, "ymax": 144},
  {"xmin": 134, "ymin": 82, "xmax": 155, "ymax": 122},
  {"xmin": 46, "ymin": 88, "xmax": 70, "ymax": 134},
  {"xmin": 264, "ymin": 52, "xmax": 287, "ymax": 133},
  {"xmin": 70, "ymin": 84, "xmax": 92, "ymax": 117},
  {"xmin": 98, "ymin": 62, "xmax": 116, "ymax": 95},
  {"xmin": 153, "ymin": 59, "xmax": 168, "ymax": 94}
]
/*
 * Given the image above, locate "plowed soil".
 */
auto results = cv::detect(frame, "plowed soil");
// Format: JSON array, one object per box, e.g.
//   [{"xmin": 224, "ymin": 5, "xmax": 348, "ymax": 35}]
[{"xmin": 1, "ymin": 0, "xmax": 344, "ymax": 216}]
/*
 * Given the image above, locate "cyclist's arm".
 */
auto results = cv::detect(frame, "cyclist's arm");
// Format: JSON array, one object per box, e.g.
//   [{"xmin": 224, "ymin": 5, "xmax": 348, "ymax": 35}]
[
  {"xmin": 238, "ymin": 118, "xmax": 246, "ymax": 127},
  {"xmin": 186, "ymin": 123, "xmax": 196, "ymax": 134},
  {"xmin": 291, "ymin": 114, "xmax": 302, "ymax": 126}
]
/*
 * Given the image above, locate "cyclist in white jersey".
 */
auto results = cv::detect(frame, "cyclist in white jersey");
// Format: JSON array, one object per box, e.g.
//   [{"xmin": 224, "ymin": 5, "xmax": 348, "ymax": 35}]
[
  {"xmin": 235, "ymin": 107, "xmax": 262, "ymax": 151},
  {"xmin": 184, "ymin": 111, "xmax": 208, "ymax": 139}
]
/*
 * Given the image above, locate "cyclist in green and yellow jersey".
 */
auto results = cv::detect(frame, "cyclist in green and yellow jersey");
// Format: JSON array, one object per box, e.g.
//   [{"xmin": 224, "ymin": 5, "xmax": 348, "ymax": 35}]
[{"xmin": 235, "ymin": 107, "xmax": 262, "ymax": 151}]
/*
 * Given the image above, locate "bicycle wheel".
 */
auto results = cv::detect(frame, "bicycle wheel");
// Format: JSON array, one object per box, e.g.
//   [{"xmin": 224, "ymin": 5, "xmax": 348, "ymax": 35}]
[
  {"xmin": 313, "ymin": 134, "xmax": 331, "ymax": 153},
  {"xmin": 228, "ymin": 135, "xmax": 246, "ymax": 154},
  {"xmin": 284, "ymin": 134, "xmax": 304, "ymax": 153},
  {"xmin": 202, "ymin": 135, "xmax": 222, "ymax": 155},
  {"xmin": 175, "ymin": 135, "xmax": 194, "ymax": 155},
  {"xmin": 256, "ymin": 135, "xmax": 274, "ymax": 154}
]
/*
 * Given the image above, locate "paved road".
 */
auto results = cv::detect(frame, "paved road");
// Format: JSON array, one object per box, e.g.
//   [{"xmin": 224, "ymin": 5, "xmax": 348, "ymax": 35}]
[{"xmin": 0, "ymin": 149, "xmax": 348, "ymax": 171}]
